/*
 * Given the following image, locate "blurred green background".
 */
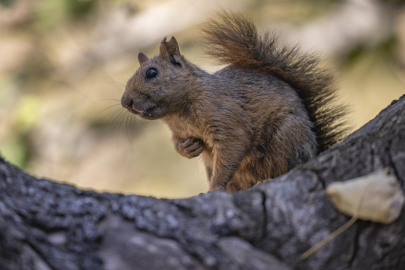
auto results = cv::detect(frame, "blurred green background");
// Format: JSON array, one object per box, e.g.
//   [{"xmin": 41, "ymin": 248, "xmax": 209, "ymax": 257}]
[{"xmin": 0, "ymin": 0, "xmax": 404, "ymax": 198}]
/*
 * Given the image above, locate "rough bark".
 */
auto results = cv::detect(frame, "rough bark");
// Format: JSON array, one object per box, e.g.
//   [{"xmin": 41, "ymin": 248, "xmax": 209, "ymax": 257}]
[{"xmin": 1, "ymin": 95, "xmax": 404, "ymax": 270}]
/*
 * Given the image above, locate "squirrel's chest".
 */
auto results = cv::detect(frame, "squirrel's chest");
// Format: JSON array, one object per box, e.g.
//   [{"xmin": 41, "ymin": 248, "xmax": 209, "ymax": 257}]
[{"xmin": 164, "ymin": 116, "xmax": 212, "ymax": 145}]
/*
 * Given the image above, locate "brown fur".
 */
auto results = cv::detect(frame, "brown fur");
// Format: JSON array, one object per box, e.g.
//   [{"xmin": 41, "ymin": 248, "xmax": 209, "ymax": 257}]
[{"xmin": 121, "ymin": 13, "xmax": 347, "ymax": 192}]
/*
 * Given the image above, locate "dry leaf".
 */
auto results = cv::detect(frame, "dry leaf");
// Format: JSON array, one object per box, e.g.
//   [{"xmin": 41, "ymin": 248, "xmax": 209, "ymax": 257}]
[{"xmin": 326, "ymin": 168, "xmax": 404, "ymax": 224}]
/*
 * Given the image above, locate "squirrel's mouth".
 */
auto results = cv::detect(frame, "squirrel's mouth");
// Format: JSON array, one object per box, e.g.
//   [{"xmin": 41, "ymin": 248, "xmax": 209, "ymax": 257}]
[
  {"xmin": 127, "ymin": 107, "xmax": 141, "ymax": 115},
  {"xmin": 126, "ymin": 106, "xmax": 157, "ymax": 119}
]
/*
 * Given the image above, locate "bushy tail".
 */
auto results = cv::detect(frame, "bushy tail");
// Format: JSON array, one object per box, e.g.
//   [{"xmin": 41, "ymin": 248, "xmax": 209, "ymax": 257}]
[{"xmin": 203, "ymin": 12, "xmax": 348, "ymax": 152}]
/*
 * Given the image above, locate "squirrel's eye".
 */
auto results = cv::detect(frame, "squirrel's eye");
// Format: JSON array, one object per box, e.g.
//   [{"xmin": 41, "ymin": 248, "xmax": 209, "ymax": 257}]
[{"xmin": 146, "ymin": 68, "xmax": 158, "ymax": 79}]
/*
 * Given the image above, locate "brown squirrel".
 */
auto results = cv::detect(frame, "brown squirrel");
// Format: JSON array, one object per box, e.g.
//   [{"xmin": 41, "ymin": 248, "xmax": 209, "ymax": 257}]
[{"xmin": 121, "ymin": 12, "xmax": 347, "ymax": 192}]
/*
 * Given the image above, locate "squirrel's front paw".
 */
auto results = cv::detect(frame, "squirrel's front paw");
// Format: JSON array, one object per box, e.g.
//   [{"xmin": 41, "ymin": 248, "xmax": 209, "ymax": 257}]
[{"xmin": 176, "ymin": 138, "xmax": 204, "ymax": 159}]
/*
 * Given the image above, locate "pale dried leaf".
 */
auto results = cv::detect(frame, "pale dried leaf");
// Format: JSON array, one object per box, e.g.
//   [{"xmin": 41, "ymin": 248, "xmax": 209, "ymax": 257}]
[{"xmin": 326, "ymin": 168, "xmax": 404, "ymax": 224}]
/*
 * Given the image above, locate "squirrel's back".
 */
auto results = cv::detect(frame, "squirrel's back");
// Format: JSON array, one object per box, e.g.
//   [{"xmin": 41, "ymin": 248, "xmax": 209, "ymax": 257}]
[{"xmin": 203, "ymin": 12, "xmax": 347, "ymax": 152}]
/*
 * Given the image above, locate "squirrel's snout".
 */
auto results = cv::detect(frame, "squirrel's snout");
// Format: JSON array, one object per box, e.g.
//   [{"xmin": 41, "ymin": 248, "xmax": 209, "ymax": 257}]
[{"xmin": 121, "ymin": 94, "xmax": 133, "ymax": 108}]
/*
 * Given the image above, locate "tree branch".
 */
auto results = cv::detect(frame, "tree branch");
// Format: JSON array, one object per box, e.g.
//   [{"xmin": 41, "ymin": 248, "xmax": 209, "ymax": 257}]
[{"xmin": 1, "ymin": 95, "xmax": 404, "ymax": 270}]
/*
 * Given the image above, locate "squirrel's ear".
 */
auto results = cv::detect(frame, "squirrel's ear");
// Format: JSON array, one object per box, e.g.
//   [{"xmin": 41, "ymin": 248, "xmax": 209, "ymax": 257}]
[
  {"xmin": 159, "ymin": 36, "xmax": 182, "ymax": 67},
  {"xmin": 138, "ymin": 52, "xmax": 149, "ymax": 64}
]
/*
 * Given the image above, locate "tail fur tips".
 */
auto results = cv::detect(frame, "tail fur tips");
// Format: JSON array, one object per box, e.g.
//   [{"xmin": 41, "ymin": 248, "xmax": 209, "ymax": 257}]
[{"xmin": 203, "ymin": 12, "xmax": 348, "ymax": 152}]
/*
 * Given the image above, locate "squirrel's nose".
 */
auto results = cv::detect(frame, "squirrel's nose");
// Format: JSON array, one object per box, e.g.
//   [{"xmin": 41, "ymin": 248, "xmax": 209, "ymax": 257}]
[{"xmin": 121, "ymin": 94, "xmax": 133, "ymax": 108}]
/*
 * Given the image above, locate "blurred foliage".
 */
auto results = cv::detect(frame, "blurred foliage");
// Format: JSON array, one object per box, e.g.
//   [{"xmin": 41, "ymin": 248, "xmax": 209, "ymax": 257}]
[
  {"xmin": 0, "ymin": 135, "xmax": 30, "ymax": 168},
  {"xmin": 35, "ymin": 0, "xmax": 98, "ymax": 28},
  {"xmin": 0, "ymin": 0, "xmax": 13, "ymax": 7},
  {"xmin": 13, "ymin": 95, "xmax": 41, "ymax": 132},
  {"xmin": 342, "ymin": 36, "xmax": 398, "ymax": 69}
]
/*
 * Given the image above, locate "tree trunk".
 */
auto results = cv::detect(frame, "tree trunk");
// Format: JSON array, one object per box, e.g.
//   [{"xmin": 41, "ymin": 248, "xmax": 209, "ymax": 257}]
[{"xmin": 1, "ymin": 95, "xmax": 404, "ymax": 270}]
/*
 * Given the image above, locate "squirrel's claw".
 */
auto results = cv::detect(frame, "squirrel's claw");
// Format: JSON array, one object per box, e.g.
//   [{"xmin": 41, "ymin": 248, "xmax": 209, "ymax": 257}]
[{"xmin": 176, "ymin": 138, "xmax": 204, "ymax": 159}]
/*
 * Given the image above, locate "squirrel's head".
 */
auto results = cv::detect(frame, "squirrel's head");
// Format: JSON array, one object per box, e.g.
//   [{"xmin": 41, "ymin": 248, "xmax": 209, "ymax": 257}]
[{"xmin": 121, "ymin": 36, "xmax": 194, "ymax": 120}]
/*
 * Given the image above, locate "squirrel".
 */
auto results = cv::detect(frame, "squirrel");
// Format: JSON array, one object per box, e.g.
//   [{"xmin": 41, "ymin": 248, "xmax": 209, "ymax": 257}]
[{"xmin": 121, "ymin": 12, "xmax": 347, "ymax": 192}]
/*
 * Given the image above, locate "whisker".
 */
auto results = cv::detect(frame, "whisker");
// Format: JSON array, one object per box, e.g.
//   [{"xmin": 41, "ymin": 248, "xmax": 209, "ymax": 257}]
[
  {"xmin": 109, "ymin": 109, "xmax": 126, "ymax": 143},
  {"xmin": 96, "ymin": 107, "xmax": 121, "ymax": 140},
  {"xmin": 106, "ymin": 81, "xmax": 126, "ymax": 87},
  {"xmin": 128, "ymin": 115, "xmax": 137, "ymax": 153},
  {"xmin": 125, "ymin": 113, "xmax": 135, "ymax": 154},
  {"xmin": 104, "ymin": 108, "xmax": 124, "ymax": 124},
  {"xmin": 96, "ymin": 104, "xmax": 121, "ymax": 117},
  {"xmin": 110, "ymin": 109, "xmax": 126, "ymax": 129},
  {"xmin": 102, "ymin": 108, "xmax": 125, "ymax": 137},
  {"xmin": 100, "ymin": 108, "xmax": 123, "ymax": 137},
  {"xmin": 125, "ymin": 114, "xmax": 131, "ymax": 146},
  {"xmin": 91, "ymin": 99, "xmax": 120, "ymax": 105},
  {"xmin": 115, "ymin": 110, "xmax": 128, "ymax": 148}
]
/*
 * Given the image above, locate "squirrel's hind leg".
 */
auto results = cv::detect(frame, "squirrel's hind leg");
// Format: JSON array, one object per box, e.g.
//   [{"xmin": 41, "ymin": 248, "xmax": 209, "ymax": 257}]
[{"xmin": 226, "ymin": 170, "xmax": 259, "ymax": 192}]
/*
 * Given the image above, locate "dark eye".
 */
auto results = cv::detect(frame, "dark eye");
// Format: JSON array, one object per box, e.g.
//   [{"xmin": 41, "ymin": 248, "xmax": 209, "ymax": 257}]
[{"xmin": 146, "ymin": 68, "xmax": 158, "ymax": 79}]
